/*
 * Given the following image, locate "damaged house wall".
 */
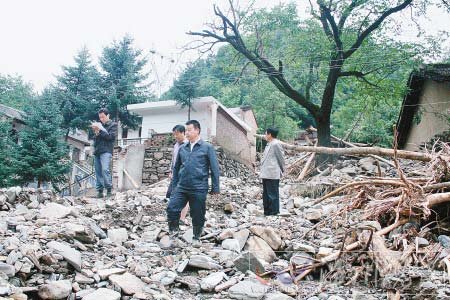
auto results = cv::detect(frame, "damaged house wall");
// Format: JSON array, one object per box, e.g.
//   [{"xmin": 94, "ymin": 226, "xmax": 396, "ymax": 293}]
[{"xmin": 397, "ymin": 64, "xmax": 450, "ymax": 151}]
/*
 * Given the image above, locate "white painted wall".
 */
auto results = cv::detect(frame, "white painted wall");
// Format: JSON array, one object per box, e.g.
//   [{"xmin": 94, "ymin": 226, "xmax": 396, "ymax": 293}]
[{"xmin": 140, "ymin": 102, "xmax": 213, "ymax": 140}]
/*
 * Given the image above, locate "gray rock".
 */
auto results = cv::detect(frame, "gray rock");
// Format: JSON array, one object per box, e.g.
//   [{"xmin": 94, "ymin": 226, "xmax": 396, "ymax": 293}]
[
  {"xmin": 151, "ymin": 271, "xmax": 177, "ymax": 286},
  {"xmin": 265, "ymin": 292, "xmax": 295, "ymax": 300},
  {"xmin": 38, "ymin": 280, "xmax": 72, "ymax": 299},
  {"xmin": 159, "ymin": 235, "xmax": 172, "ymax": 249},
  {"xmin": 39, "ymin": 202, "xmax": 72, "ymax": 219},
  {"xmin": 141, "ymin": 228, "xmax": 161, "ymax": 242},
  {"xmin": 233, "ymin": 251, "xmax": 267, "ymax": 274},
  {"xmin": 292, "ymin": 242, "xmax": 316, "ymax": 254},
  {"xmin": 107, "ymin": 228, "xmax": 128, "ymax": 245},
  {"xmin": 244, "ymin": 236, "xmax": 276, "ymax": 263},
  {"xmin": 109, "ymin": 272, "xmax": 146, "ymax": 295},
  {"xmin": 228, "ymin": 279, "xmax": 269, "ymax": 300},
  {"xmin": 304, "ymin": 208, "xmax": 323, "ymax": 221},
  {"xmin": 188, "ymin": 255, "xmax": 222, "ymax": 270},
  {"xmin": 249, "ymin": 226, "xmax": 282, "ymax": 250},
  {"xmin": 97, "ymin": 268, "xmax": 126, "ymax": 280},
  {"xmin": 0, "ymin": 263, "xmax": 15, "ymax": 277},
  {"xmin": 75, "ymin": 273, "xmax": 94, "ymax": 284},
  {"xmin": 182, "ymin": 228, "xmax": 194, "ymax": 243},
  {"xmin": 81, "ymin": 288, "xmax": 120, "ymax": 300},
  {"xmin": 6, "ymin": 187, "xmax": 21, "ymax": 203},
  {"xmin": 219, "ymin": 229, "xmax": 235, "ymax": 241},
  {"xmin": 87, "ymin": 221, "xmax": 107, "ymax": 239},
  {"xmin": 222, "ymin": 239, "xmax": 241, "ymax": 253},
  {"xmin": 47, "ymin": 241, "xmax": 82, "ymax": 271},
  {"xmin": 200, "ymin": 271, "xmax": 225, "ymax": 291},
  {"xmin": 233, "ymin": 229, "xmax": 250, "ymax": 250},
  {"xmin": 328, "ymin": 296, "xmax": 345, "ymax": 300}
]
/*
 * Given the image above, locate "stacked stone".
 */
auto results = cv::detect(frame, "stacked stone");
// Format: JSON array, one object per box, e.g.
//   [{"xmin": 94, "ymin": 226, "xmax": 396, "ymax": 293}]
[
  {"xmin": 216, "ymin": 148, "xmax": 253, "ymax": 180},
  {"xmin": 142, "ymin": 147, "xmax": 173, "ymax": 185}
]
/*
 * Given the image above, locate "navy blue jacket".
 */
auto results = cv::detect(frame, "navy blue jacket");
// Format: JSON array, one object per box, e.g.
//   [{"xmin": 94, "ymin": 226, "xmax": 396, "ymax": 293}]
[{"xmin": 172, "ymin": 139, "xmax": 220, "ymax": 193}]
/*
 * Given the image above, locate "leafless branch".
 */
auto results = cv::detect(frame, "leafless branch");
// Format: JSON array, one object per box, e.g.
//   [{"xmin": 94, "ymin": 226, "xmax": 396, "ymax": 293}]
[{"xmin": 344, "ymin": 0, "xmax": 413, "ymax": 59}]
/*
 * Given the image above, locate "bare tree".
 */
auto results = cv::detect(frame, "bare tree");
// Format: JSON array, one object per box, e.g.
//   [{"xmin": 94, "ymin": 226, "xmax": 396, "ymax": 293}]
[{"xmin": 188, "ymin": 0, "xmax": 414, "ymax": 149}]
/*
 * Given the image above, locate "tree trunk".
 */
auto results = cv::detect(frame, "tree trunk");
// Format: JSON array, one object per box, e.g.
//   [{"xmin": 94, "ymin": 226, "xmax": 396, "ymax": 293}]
[
  {"xmin": 316, "ymin": 115, "xmax": 332, "ymax": 148},
  {"xmin": 315, "ymin": 113, "xmax": 332, "ymax": 163}
]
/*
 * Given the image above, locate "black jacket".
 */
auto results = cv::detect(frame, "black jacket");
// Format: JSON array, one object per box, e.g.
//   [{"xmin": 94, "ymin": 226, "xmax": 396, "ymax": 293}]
[
  {"xmin": 172, "ymin": 139, "xmax": 220, "ymax": 193},
  {"xmin": 93, "ymin": 121, "xmax": 117, "ymax": 155}
]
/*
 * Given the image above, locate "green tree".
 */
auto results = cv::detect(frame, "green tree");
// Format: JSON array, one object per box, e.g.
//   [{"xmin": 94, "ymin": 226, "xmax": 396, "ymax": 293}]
[
  {"xmin": 188, "ymin": 0, "xmax": 443, "ymax": 151},
  {"xmin": 17, "ymin": 91, "xmax": 71, "ymax": 188},
  {"xmin": 55, "ymin": 47, "xmax": 102, "ymax": 137},
  {"xmin": 100, "ymin": 35, "xmax": 151, "ymax": 129},
  {"xmin": 0, "ymin": 121, "xmax": 19, "ymax": 187},
  {"xmin": 168, "ymin": 62, "xmax": 203, "ymax": 120},
  {"xmin": 0, "ymin": 74, "xmax": 35, "ymax": 110}
]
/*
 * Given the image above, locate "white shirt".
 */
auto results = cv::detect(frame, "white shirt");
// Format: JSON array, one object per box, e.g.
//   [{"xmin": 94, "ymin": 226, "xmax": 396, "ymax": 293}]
[{"xmin": 190, "ymin": 137, "xmax": 201, "ymax": 151}]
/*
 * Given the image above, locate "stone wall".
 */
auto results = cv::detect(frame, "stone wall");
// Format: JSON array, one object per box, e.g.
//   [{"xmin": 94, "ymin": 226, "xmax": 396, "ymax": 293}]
[
  {"xmin": 142, "ymin": 146, "xmax": 173, "ymax": 185},
  {"xmin": 141, "ymin": 144, "xmax": 254, "ymax": 186},
  {"xmin": 216, "ymin": 147, "xmax": 254, "ymax": 181}
]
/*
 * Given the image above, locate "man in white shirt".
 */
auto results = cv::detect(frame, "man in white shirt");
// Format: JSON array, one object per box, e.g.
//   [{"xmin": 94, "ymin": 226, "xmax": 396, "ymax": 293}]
[{"xmin": 166, "ymin": 125, "xmax": 189, "ymax": 223}]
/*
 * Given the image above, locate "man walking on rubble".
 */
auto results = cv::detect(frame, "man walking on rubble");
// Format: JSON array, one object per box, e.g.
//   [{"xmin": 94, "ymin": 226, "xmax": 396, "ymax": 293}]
[
  {"xmin": 166, "ymin": 124, "xmax": 189, "ymax": 224},
  {"xmin": 166, "ymin": 120, "xmax": 220, "ymax": 247},
  {"xmin": 260, "ymin": 127, "xmax": 285, "ymax": 216},
  {"xmin": 91, "ymin": 108, "xmax": 117, "ymax": 198}
]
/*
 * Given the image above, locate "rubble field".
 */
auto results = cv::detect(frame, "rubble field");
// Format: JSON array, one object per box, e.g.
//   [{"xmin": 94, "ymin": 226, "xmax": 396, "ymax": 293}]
[{"xmin": 1, "ymin": 147, "xmax": 450, "ymax": 300}]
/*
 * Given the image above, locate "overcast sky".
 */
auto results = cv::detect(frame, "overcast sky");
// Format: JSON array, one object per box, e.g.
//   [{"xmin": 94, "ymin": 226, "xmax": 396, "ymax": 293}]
[{"xmin": 0, "ymin": 0, "xmax": 448, "ymax": 96}]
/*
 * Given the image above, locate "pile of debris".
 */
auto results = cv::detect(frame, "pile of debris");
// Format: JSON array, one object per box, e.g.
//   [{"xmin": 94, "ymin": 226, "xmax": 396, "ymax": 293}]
[{"xmin": 0, "ymin": 144, "xmax": 449, "ymax": 299}]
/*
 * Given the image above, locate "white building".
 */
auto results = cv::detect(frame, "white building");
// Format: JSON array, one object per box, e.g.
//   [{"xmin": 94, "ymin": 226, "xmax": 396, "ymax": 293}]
[{"xmin": 126, "ymin": 96, "xmax": 258, "ymax": 166}]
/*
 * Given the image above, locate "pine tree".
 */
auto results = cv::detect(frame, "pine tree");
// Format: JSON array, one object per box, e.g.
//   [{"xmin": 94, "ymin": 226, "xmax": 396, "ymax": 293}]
[
  {"xmin": 0, "ymin": 121, "xmax": 19, "ymax": 187},
  {"xmin": 55, "ymin": 47, "xmax": 102, "ymax": 136},
  {"xmin": 171, "ymin": 62, "xmax": 200, "ymax": 121},
  {"xmin": 17, "ymin": 92, "xmax": 71, "ymax": 188},
  {"xmin": 100, "ymin": 35, "xmax": 151, "ymax": 129}
]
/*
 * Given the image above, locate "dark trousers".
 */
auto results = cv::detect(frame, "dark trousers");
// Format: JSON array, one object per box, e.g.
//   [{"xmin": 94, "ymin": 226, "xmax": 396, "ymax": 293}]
[
  {"xmin": 167, "ymin": 189, "xmax": 207, "ymax": 227},
  {"xmin": 262, "ymin": 179, "xmax": 280, "ymax": 215},
  {"xmin": 165, "ymin": 180, "xmax": 173, "ymax": 199}
]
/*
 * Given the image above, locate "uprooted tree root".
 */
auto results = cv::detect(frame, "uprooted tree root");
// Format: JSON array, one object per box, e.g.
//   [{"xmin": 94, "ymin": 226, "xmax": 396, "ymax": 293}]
[{"xmin": 264, "ymin": 142, "xmax": 450, "ymax": 295}]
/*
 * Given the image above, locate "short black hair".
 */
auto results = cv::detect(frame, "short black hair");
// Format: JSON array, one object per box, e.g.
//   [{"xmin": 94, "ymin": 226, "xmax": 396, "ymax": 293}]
[
  {"xmin": 172, "ymin": 124, "xmax": 185, "ymax": 133},
  {"xmin": 265, "ymin": 127, "xmax": 279, "ymax": 138},
  {"xmin": 98, "ymin": 108, "xmax": 110, "ymax": 116},
  {"xmin": 186, "ymin": 120, "xmax": 201, "ymax": 132}
]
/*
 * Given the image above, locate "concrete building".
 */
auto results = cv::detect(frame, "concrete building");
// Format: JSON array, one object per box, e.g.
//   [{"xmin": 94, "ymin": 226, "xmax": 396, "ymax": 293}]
[
  {"xmin": 397, "ymin": 64, "xmax": 450, "ymax": 150},
  {"xmin": 127, "ymin": 96, "xmax": 257, "ymax": 166}
]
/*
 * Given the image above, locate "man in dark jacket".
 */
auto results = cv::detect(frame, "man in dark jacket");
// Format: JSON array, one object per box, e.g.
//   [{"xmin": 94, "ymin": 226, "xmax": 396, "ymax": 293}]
[
  {"xmin": 91, "ymin": 108, "xmax": 117, "ymax": 198},
  {"xmin": 167, "ymin": 120, "xmax": 220, "ymax": 247}
]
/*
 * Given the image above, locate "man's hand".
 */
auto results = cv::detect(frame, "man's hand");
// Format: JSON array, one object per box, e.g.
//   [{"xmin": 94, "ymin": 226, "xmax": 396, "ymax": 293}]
[{"xmin": 91, "ymin": 123, "xmax": 100, "ymax": 135}]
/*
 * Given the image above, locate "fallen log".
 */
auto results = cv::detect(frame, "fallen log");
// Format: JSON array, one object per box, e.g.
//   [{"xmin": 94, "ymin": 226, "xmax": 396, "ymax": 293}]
[
  {"xmin": 297, "ymin": 144, "xmax": 317, "ymax": 181},
  {"xmin": 330, "ymin": 134, "xmax": 396, "ymax": 168},
  {"xmin": 255, "ymin": 134, "xmax": 434, "ymax": 162}
]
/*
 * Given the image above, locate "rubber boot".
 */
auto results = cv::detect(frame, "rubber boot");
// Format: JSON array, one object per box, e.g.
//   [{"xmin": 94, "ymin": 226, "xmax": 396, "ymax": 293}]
[
  {"xmin": 192, "ymin": 226, "xmax": 203, "ymax": 247},
  {"xmin": 106, "ymin": 189, "xmax": 112, "ymax": 198},
  {"xmin": 168, "ymin": 220, "xmax": 180, "ymax": 236},
  {"xmin": 95, "ymin": 190, "xmax": 104, "ymax": 198}
]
